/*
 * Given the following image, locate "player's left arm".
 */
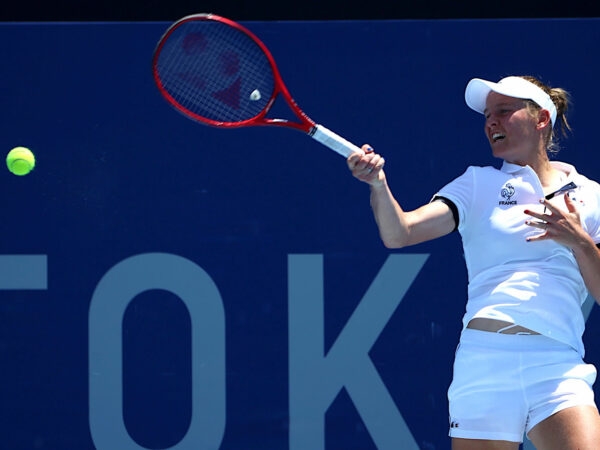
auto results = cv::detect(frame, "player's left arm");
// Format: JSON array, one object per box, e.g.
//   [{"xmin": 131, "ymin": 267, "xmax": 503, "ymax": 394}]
[{"xmin": 572, "ymin": 239, "xmax": 600, "ymax": 304}]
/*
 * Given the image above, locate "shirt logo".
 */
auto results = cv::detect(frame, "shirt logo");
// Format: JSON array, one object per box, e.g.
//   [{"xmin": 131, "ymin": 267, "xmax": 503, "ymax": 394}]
[{"xmin": 499, "ymin": 183, "xmax": 517, "ymax": 205}]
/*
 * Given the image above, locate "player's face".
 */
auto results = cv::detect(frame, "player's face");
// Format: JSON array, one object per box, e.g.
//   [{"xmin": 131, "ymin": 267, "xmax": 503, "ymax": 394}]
[{"xmin": 483, "ymin": 92, "xmax": 540, "ymax": 164}]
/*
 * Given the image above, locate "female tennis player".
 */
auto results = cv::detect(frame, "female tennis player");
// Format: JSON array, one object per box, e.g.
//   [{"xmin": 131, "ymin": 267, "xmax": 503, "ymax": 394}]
[{"xmin": 348, "ymin": 75, "xmax": 600, "ymax": 449}]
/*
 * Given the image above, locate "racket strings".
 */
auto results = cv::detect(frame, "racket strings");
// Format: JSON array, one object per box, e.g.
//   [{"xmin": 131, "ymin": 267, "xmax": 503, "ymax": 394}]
[{"xmin": 155, "ymin": 20, "xmax": 275, "ymax": 124}]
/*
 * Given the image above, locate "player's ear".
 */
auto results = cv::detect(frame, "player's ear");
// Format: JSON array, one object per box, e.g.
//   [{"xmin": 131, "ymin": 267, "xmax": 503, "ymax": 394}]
[{"xmin": 536, "ymin": 108, "xmax": 551, "ymax": 130}]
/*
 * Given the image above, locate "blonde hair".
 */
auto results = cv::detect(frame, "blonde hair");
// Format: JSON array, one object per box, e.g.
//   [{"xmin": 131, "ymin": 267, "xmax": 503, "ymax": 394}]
[{"xmin": 520, "ymin": 75, "xmax": 571, "ymax": 154}]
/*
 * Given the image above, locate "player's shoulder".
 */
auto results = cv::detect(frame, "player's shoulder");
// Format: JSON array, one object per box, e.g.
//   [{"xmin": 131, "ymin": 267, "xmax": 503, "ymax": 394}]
[
  {"xmin": 565, "ymin": 165, "xmax": 600, "ymax": 193},
  {"xmin": 574, "ymin": 171, "xmax": 600, "ymax": 188},
  {"xmin": 467, "ymin": 165, "xmax": 499, "ymax": 173},
  {"xmin": 459, "ymin": 164, "xmax": 504, "ymax": 179}
]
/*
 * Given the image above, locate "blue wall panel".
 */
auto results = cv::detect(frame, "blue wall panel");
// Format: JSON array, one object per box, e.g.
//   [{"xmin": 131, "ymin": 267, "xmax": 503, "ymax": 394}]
[{"xmin": 0, "ymin": 18, "xmax": 599, "ymax": 449}]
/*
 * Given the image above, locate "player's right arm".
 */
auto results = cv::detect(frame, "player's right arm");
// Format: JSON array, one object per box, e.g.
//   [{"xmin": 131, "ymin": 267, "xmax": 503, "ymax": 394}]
[{"xmin": 348, "ymin": 148, "xmax": 456, "ymax": 248}]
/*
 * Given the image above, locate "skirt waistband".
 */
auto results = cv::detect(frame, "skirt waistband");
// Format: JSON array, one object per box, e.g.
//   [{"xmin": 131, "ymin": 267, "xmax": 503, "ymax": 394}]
[{"xmin": 467, "ymin": 318, "xmax": 540, "ymax": 335}]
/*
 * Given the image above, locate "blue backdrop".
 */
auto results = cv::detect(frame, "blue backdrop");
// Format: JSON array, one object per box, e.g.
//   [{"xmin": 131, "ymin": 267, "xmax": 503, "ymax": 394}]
[{"xmin": 1, "ymin": 18, "xmax": 599, "ymax": 450}]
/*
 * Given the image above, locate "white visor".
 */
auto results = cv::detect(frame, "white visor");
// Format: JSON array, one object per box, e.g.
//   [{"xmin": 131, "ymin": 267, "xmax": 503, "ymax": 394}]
[{"xmin": 465, "ymin": 76, "xmax": 557, "ymax": 127}]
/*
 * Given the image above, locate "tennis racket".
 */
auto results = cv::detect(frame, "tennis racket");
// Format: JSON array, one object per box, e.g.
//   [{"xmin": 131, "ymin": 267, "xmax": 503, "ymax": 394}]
[{"xmin": 152, "ymin": 13, "xmax": 364, "ymax": 158}]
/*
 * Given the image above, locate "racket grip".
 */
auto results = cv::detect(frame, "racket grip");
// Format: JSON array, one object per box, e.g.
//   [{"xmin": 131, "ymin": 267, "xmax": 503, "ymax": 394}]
[{"xmin": 310, "ymin": 124, "xmax": 364, "ymax": 158}]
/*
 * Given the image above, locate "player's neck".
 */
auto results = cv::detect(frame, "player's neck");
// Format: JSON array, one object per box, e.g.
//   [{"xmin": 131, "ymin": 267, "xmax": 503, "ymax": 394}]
[{"xmin": 534, "ymin": 160, "xmax": 566, "ymax": 190}]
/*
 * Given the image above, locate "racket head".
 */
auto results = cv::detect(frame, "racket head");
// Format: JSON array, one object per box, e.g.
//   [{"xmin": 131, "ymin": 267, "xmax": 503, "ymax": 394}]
[{"xmin": 153, "ymin": 14, "xmax": 307, "ymax": 129}]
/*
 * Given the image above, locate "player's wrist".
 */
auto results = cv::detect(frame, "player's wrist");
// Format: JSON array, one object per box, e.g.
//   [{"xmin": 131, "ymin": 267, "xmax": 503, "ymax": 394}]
[{"xmin": 369, "ymin": 172, "xmax": 387, "ymax": 190}]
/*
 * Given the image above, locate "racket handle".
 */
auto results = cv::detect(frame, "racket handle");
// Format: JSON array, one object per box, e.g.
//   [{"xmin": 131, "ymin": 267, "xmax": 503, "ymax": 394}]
[{"xmin": 310, "ymin": 124, "xmax": 365, "ymax": 158}]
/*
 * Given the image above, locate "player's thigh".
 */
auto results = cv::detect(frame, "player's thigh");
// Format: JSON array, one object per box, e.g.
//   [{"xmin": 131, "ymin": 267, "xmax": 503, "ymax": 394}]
[
  {"xmin": 528, "ymin": 405, "xmax": 600, "ymax": 450},
  {"xmin": 452, "ymin": 437, "xmax": 519, "ymax": 450}
]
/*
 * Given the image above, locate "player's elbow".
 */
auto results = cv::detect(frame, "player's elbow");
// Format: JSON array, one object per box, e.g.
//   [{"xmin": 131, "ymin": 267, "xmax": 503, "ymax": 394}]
[
  {"xmin": 382, "ymin": 241, "xmax": 404, "ymax": 249},
  {"xmin": 380, "ymin": 234, "xmax": 409, "ymax": 249}
]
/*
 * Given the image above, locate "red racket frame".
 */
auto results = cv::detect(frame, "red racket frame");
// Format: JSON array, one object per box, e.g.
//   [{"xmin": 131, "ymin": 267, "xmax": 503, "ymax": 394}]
[{"xmin": 152, "ymin": 13, "xmax": 316, "ymax": 132}]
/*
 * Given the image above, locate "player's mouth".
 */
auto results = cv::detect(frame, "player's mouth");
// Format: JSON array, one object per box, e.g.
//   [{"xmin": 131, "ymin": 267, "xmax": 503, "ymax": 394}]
[{"xmin": 491, "ymin": 132, "xmax": 506, "ymax": 143}]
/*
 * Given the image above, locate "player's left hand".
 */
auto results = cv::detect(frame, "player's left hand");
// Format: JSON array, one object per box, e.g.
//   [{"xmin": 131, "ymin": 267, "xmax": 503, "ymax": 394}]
[{"xmin": 524, "ymin": 194, "xmax": 585, "ymax": 247}]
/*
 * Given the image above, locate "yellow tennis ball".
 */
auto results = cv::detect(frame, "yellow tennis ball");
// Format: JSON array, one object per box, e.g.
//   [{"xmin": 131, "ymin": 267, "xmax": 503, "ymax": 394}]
[{"xmin": 6, "ymin": 147, "xmax": 35, "ymax": 176}]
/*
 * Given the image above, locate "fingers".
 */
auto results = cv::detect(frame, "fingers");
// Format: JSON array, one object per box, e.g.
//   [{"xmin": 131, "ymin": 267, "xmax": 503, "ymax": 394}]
[
  {"xmin": 523, "ymin": 208, "xmax": 546, "ymax": 223},
  {"xmin": 524, "ymin": 211, "xmax": 551, "ymax": 243},
  {"xmin": 347, "ymin": 144, "xmax": 385, "ymax": 181},
  {"xmin": 541, "ymin": 194, "xmax": 580, "ymax": 214},
  {"xmin": 563, "ymin": 192, "xmax": 579, "ymax": 212},
  {"xmin": 347, "ymin": 152, "xmax": 362, "ymax": 167},
  {"xmin": 524, "ymin": 194, "xmax": 582, "ymax": 243},
  {"xmin": 526, "ymin": 195, "xmax": 577, "ymax": 223},
  {"xmin": 347, "ymin": 144, "xmax": 373, "ymax": 161},
  {"xmin": 524, "ymin": 200, "xmax": 556, "ymax": 239},
  {"xmin": 539, "ymin": 197, "xmax": 559, "ymax": 214},
  {"xmin": 347, "ymin": 145, "xmax": 374, "ymax": 165},
  {"xmin": 525, "ymin": 219, "xmax": 548, "ymax": 232}
]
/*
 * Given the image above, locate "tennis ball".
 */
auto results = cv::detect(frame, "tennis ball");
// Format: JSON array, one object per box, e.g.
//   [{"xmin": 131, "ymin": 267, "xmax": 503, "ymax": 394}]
[
  {"xmin": 250, "ymin": 89, "xmax": 261, "ymax": 101},
  {"xmin": 6, "ymin": 147, "xmax": 36, "ymax": 176}
]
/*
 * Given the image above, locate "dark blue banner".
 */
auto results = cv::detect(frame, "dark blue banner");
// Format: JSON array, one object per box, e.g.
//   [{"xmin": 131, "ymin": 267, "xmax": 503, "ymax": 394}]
[{"xmin": 1, "ymin": 19, "xmax": 599, "ymax": 449}]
